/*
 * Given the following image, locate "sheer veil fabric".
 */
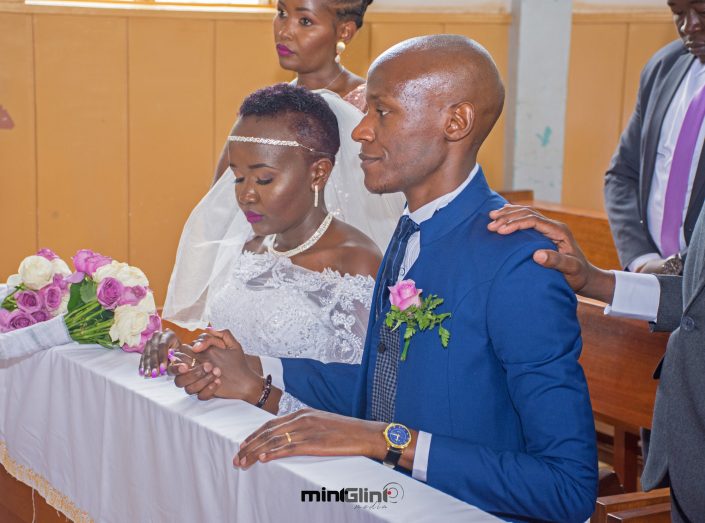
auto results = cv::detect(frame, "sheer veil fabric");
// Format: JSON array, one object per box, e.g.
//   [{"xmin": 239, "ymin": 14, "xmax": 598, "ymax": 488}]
[{"xmin": 163, "ymin": 89, "xmax": 405, "ymax": 329}]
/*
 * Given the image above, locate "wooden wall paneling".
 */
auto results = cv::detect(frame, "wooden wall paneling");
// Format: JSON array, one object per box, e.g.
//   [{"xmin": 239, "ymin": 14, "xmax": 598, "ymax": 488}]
[
  {"xmin": 129, "ymin": 17, "xmax": 215, "ymax": 304},
  {"xmin": 369, "ymin": 22, "xmax": 444, "ymax": 59},
  {"xmin": 214, "ymin": 19, "xmax": 291, "ymax": 165},
  {"xmin": 620, "ymin": 22, "xmax": 677, "ymax": 132},
  {"xmin": 562, "ymin": 22, "xmax": 628, "ymax": 212},
  {"xmin": 0, "ymin": 13, "xmax": 36, "ymax": 278},
  {"xmin": 343, "ymin": 22, "xmax": 372, "ymax": 78},
  {"xmin": 446, "ymin": 22, "xmax": 509, "ymax": 190},
  {"xmin": 33, "ymin": 15, "xmax": 128, "ymax": 264}
]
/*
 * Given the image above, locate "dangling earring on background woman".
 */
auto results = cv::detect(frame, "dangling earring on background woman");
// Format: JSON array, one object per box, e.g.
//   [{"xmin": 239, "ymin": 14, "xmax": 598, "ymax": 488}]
[{"xmin": 335, "ymin": 40, "xmax": 346, "ymax": 64}]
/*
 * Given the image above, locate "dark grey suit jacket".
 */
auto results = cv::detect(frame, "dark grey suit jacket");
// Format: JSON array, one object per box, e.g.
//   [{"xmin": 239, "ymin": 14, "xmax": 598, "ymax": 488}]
[
  {"xmin": 604, "ymin": 40, "xmax": 705, "ymax": 269},
  {"xmin": 641, "ymin": 200, "xmax": 705, "ymax": 520}
]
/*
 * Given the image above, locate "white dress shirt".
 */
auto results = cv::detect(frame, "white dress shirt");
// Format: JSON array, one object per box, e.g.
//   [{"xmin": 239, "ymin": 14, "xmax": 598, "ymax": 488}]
[
  {"xmin": 261, "ymin": 164, "xmax": 479, "ymax": 483},
  {"xmin": 629, "ymin": 59, "xmax": 705, "ymax": 271},
  {"xmin": 605, "ymin": 271, "xmax": 661, "ymax": 321}
]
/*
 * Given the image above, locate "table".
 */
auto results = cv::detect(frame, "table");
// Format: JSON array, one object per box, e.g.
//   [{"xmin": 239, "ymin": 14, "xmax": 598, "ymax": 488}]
[{"xmin": 0, "ymin": 344, "xmax": 499, "ymax": 522}]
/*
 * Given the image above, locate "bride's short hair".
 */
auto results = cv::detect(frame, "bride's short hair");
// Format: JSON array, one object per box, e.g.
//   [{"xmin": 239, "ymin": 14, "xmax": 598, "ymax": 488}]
[{"xmin": 238, "ymin": 83, "xmax": 340, "ymax": 164}]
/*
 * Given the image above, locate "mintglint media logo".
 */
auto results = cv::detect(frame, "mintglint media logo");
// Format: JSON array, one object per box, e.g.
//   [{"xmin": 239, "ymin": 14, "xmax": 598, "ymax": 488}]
[{"xmin": 301, "ymin": 482, "xmax": 404, "ymax": 509}]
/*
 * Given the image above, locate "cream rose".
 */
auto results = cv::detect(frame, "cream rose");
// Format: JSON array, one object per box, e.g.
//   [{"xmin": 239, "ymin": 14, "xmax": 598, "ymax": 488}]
[
  {"xmin": 18, "ymin": 255, "xmax": 54, "ymax": 290},
  {"xmin": 50, "ymin": 258, "xmax": 71, "ymax": 277},
  {"xmin": 7, "ymin": 273, "xmax": 22, "ymax": 288},
  {"xmin": 132, "ymin": 292, "xmax": 157, "ymax": 314},
  {"xmin": 110, "ymin": 306, "xmax": 150, "ymax": 347},
  {"xmin": 93, "ymin": 261, "xmax": 127, "ymax": 284},
  {"xmin": 56, "ymin": 293, "xmax": 70, "ymax": 316},
  {"xmin": 115, "ymin": 265, "xmax": 149, "ymax": 287}
]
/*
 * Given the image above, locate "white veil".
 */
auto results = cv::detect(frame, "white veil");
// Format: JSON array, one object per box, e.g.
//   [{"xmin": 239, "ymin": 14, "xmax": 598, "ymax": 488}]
[{"xmin": 162, "ymin": 89, "xmax": 405, "ymax": 329}]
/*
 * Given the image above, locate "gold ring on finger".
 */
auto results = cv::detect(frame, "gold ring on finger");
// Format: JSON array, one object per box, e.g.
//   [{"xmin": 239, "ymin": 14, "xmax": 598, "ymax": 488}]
[{"xmin": 285, "ymin": 432, "xmax": 292, "ymax": 444}]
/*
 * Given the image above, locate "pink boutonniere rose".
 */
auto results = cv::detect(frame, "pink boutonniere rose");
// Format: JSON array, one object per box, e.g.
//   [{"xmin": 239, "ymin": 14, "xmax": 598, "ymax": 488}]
[{"xmin": 385, "ymin": 279, "xmax": 451, "ymax": 361}]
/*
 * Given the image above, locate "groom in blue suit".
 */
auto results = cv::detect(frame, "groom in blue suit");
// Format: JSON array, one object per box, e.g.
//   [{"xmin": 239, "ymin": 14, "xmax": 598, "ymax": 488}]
[{"xmin": 179, "ymin": 35, "xmax": 597, "ymax": 522}]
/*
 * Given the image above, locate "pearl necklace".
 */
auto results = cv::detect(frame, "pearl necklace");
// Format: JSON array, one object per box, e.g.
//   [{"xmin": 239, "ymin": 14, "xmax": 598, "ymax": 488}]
[{"xmin": 267, "ymin": 213, "xmax": 334, "ymax": 258}]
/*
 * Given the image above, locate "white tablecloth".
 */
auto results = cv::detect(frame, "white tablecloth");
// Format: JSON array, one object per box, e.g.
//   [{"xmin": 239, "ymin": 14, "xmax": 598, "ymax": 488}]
[{"xmin": 0, "ymin": 343, "xmax": 499, "ymax": 522}]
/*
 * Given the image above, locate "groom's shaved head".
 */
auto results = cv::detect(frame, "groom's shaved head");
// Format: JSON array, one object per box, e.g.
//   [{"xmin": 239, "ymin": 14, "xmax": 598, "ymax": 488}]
[
  {"xmin": 353, "ymin": 35, "xmax": 504, "ymax": 205},
  {"xmin": 370, "ymin": 34, "xmax": 504, "ymax": 151}
]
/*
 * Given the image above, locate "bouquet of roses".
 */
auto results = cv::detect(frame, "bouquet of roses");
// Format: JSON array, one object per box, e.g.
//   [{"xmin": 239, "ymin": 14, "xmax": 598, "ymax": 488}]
[
  {"xmin": 64, "ymin": 249, "xmax": 161, "ymax": 352},
  {"xmin": 0, "ymin": 248, "xmax": 72, "ymax": 333}
]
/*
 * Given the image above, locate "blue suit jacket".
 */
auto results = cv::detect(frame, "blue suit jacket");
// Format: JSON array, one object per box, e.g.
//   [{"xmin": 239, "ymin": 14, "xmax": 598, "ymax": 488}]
[{"xmin": 281, "ymin": 170, "xmax": 598, "ymax": 522}]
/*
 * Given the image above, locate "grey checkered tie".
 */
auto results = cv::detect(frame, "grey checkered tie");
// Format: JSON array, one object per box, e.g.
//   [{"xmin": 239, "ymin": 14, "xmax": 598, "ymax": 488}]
[{"xmin": 370, "ymin": 215, "xmax": 419, "ymax": 423}]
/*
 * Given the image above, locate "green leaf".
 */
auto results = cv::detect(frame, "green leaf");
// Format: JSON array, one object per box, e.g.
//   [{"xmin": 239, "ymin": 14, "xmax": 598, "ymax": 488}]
[
  {"xmin": 67, "ymin": 280, "xmax": 85, "ymax": 311},
  {"xmin": 439, "ymin": 326, "xmax": 450, "ymax": 347},
  {"xmin": 80, "ymin": 280, "xmax": 97, "ymax": 304}
]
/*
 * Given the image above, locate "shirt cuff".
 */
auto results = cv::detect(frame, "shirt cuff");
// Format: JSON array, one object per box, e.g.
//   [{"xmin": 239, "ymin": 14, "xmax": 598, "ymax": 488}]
[
  {"xmin": 411, "ymin": 431, "xmax": 432, "ymax": 482},
  {"xmin": 626, "ymin": 252, "xmax": 661, "ymax": 272},
  {"xmin": 604, "ymin": 270, "xmax": 660, "ymax": 322},
  {"xmin": 259, "ymin": 356, "xmax": 285, "ymax": 391}
]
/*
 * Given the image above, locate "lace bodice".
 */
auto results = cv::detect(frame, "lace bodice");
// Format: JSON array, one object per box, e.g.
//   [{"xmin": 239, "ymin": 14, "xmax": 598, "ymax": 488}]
[{"xmin": 207, "ymin": 251, "xmax": 374, "ymax": 414}]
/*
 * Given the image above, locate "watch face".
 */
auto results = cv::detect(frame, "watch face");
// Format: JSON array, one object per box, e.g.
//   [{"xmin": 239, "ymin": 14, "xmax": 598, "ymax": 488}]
[{"xmin": 386, "ymin": 424, "xmax": 411, "ymax": 448}]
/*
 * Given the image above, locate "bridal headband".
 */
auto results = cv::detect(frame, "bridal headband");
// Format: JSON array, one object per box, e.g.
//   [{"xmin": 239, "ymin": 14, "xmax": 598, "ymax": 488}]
[{"xmin": 228, "ymin": 135, "xmax": 334, "ymax": 157}]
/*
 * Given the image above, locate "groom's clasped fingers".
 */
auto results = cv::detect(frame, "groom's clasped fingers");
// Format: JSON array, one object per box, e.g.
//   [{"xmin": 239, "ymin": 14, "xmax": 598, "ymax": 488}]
[{"xmin": 174, "ymin": 361, "xmax": 221, "ymax": 398}]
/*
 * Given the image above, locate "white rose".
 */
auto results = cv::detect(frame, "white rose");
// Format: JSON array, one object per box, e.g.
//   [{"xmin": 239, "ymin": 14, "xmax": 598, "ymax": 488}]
[
  {"xmin": 55, "ymin": 293, "xmax": 70, "ymax": 316},
  {"xmin": 93, "ymin": 261, "xmax": 127, "ymax": 283},
  {"xmin": 51, "ymin": 258, "xmax": 71, "ymax": 277},
  {"xmin": 133, "ymin": 292, "xmax": 157, "ymax": 314},
  {"xmin": 110, "ymin": 306, "xmax": 150, "ymax": 348},
  {"xmin": 116, "ymin": 265, "xmax": 149, "ymax": 288},
  {"xmin": 18, "ymin": 255, "xmax": 54, "ymax": 290},
  {"xmin": 7, "ymin": 273, "xmax": 22, "ymax": 288}
]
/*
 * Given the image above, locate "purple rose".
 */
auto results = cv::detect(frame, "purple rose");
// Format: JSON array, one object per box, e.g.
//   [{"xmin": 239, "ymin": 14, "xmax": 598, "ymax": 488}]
[
  {"xmin": 73, "ymin": 249, "xmax": 111, "ymax": 277},
  {"xmin": 53, "ymin": 273, "xmax": 69, "ymax": 291},
  {"xmin": 97, "ymin": 277, "xmax": 124, "ymax": 310},
  {"xmin": 0, "ymin": 309, "xmax": 11, "ymax": 333},
  {"xmin": 122, "ymin": 340, "xmax": 146, "ymax": 354},
  {"xmin": 37, "ymin": 248, "xmax": 58, "ymax": 261},
  {"xmin": 118, "ymin": 285, "xmax": 147, "ymax": 307},
  {"xmin": 31, "ymin": 309, "xmax": 50, "ymax": 323},
  {"xmin": 16, "ymin": 290, "xmax": 43, "ymax": 313},
  {"xmin": 8, "ymin": 310, "xmax": 36, "ymax": 331},
  {"xmin": 41, "ymin": 285, "xmax": 64, "ymax": 311}
]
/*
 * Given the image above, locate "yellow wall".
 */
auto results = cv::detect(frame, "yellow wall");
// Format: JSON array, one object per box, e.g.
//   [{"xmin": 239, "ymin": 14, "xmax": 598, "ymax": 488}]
[
  {"xmin": 0, "ymin": 3, "xmax": 678, "ymax": 302},
  {"xmin": 563, "ymin": 10, "xmax": 676, "ymax": 211}
]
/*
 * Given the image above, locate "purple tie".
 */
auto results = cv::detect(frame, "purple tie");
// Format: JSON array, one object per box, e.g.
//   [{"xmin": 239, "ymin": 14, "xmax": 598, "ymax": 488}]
[{"xmin": 661, "ymin": 81, "xmax": 705, "ymax": 257}]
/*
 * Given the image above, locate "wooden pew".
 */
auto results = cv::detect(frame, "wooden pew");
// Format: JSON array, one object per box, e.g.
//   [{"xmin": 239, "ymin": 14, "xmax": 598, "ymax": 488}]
[
  {"xmin": 524, "ymin": 200, "xmax": 621, "ymax": 270},
  {"xmin": 578, "ymin": 297, "xmax": 669, "ymax": 491},
  {"xmin": 497, "ymin": 190, "xmax": 621, "ymax": 271},
  {"xmin": 592, "ymin": 488, "xmax": 671, "ymax": 523}
]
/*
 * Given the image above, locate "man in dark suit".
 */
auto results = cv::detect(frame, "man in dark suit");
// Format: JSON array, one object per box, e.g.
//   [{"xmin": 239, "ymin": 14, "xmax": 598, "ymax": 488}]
[
  {"xmin": 488, "ymin": 199, "xmax": 705, "ymax": 522},
  {"xmin": 605, "ymin": 0, "xmax": 705, "ymax": 276},
  {"xmin": 172, "ymin": 35, "xmax": 598, "ymax": 522}
]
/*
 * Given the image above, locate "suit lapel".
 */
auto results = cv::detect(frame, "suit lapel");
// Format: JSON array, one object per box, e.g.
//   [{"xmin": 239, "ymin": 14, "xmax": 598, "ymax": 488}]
[
  {"xmin": 640, "ymin": 52, "xmax": 694, "ymax": 221},
  {"xmin": 683, "ymin": 205, "xmax": 705, "ymax": 312},
  {"xmin": 683, "ymin": 147, "xmax": 705, "ymax": 243}
]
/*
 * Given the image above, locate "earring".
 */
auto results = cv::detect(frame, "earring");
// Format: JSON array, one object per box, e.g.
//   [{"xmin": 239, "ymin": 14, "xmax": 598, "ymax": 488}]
[
  {"xmin": 314, "ymin": 185, "xmax": 319, "ymax": 208},
  {"xmin": 335, "ymin": 40, "xmax": 346, "ymax": 64}
]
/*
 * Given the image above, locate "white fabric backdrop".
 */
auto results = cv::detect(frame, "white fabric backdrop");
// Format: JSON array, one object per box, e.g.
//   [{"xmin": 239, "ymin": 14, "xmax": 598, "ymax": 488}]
[{"xmin": 0, "ymin": 344, "xmax": 499, "ymax": 522}]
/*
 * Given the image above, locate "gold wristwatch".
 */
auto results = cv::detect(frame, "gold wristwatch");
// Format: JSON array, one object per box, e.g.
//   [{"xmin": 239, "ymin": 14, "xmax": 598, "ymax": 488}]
[{"xmin": 382, "ymin": 423, "xmax": 412, "ymax": 468}]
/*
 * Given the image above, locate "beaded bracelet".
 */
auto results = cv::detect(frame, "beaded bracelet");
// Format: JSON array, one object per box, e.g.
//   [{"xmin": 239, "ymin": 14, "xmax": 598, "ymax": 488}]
[{"xmin": 256, "ymin": 374, "xmax": 273, "ymax": 409}]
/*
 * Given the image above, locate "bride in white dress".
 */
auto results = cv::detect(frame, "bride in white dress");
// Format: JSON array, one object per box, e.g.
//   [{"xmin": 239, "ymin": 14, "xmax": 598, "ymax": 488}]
[{"xmin": 144, "ymin": 84, "xmax": 395, "ymax": 414}]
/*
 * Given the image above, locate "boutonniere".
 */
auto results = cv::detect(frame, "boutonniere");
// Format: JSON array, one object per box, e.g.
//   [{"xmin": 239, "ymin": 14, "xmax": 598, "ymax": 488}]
[{"xmin": 385, "ymin": 280, "xmax": 451, "ymax": 361}]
